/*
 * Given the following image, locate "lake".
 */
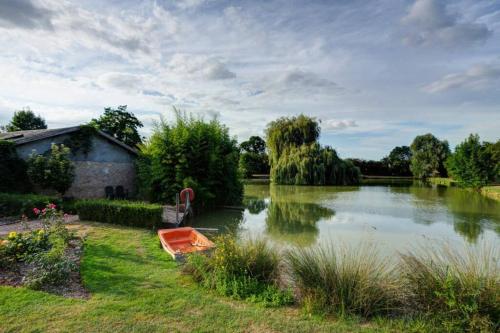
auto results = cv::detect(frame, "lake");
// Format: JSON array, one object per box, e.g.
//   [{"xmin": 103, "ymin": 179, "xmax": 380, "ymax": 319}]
[{"xmin": 189, "ymin": 182, "xmax": 500, "ymax": 254}]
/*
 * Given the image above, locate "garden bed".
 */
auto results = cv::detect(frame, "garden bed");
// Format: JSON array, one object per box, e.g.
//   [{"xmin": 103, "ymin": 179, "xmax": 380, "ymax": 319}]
[{"xmin": 0, "ymin": 237, "xmax": 88, "ymax": 299}]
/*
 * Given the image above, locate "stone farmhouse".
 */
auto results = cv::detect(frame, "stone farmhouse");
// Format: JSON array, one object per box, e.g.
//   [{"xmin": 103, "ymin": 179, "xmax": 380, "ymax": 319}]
[{"xmin": 0, "ymin": 126, "xmax": 137, "ymax": 199}]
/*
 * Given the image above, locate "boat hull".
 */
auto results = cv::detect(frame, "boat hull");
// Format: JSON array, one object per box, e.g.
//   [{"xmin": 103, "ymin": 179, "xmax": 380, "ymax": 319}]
[{"xmin": 158, "ymin": 227, "xmax": 214, "ymax": 260}]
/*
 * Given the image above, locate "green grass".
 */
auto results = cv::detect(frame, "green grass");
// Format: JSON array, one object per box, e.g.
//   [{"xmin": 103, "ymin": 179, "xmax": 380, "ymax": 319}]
[
  {"xmin": 428, "ymin": 177, "xmax": 457, "ymax": 187},
  {"xmin": 0, "ymin": 223, "xmax": 437, "ymax": 332},
  {"xmin": 481, "ymin": 186, "xmax": 500, "ymax": 201}
]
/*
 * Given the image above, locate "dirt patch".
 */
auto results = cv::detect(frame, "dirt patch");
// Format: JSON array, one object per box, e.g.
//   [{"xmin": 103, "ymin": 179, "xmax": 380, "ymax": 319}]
[
  {"xmin": 0, "ymin": 238, "xmax": 90, "ymax": 299},
  {"xmin": 0, "ymin": 215, "xmax": 80, "ymax": 237}
]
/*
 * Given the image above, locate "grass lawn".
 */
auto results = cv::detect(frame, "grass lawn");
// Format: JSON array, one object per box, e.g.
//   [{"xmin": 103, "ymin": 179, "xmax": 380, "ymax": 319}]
[
  {"xmin": 481, "ymin": 186, "xmax": 500, "ymax": 202},
  {"xmin": 0, "ymin": 223, "xmax": 427, "ymax": 332}
]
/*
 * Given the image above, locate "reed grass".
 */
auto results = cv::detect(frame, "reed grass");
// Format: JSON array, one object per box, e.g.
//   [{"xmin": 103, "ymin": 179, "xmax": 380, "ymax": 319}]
[
  {"xmin": 286, "ymin": 243, "xmax": 402, "ymax": 318},
  {"xmin": 399, "ymin": 243, "xmax": 500, "ymax": 331}
]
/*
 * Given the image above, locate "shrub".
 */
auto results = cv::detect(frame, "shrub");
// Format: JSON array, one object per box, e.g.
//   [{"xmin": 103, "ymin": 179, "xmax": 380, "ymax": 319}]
[
  {"xmin": 286, "ymin": 243, "xmax": 401, "ymax": 318},
  {"xmin": 27, "ymin": 143, "xmax": 75, "ymax": 194},
  {"xmin": 2, "ymin": 230, "xmax": 51, "ymax": 261},
  {"xmin": 137, "ymin": 109, "xmax": 243, "ymax": 209},
  {"xmin": 0, "ymin": 140, "xmax": 31, "ymax": 193},
  {"xmin": 265, "ymin": 115, "xmax": 360, "ymax": 185},
  {"xmin": 184, "ymin": 236, "xmax": 293, "ymax": 307},
  {"xmin": 75, "ymin": 199, "xmax": 163, "ymax": 229},
  {"xmin": 399, "ymin": 243, "xmax": 500, "ymax": 332},
  {"xmin": 446, "ymin": 134, "xmax": 498, "ymax": 188},
  {"xmin": 0, "ymin": 192, "xmax": 63, "ymax": 218}
]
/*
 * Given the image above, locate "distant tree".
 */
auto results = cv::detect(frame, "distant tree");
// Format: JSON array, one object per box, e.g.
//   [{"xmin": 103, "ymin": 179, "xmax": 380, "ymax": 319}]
[
  {"xmin": 446, "ymin": 134, "xmax": 498, "ymax": 187},
  {"xmin": 384, "ymin": 146, "xmax": 412, "ymax": 176},
  {"xmin": 240, "ymin": 136, "xmax": 266, "ymax": 154},
  {"xmin": 484, "ymin": 140, "xmax": 500, "ymax": 182},
  {"xmin": 6, "ymin": 108, "xmax": 47, "ymax": 132},
  {"xmin": 27, "ymin": 144, "xmax": 75, "ymax": 195},
  {"xmin": 90, "ymin": 105, "xmax": 143, "ymax": 147},
  {"xmin": 410, "ymin": 134, "xmax": 450, "ymax": 179},
  {"xmin": 239, "ymin": 136, "xmax": 269, "ymax": 177},
  {"xmin": 265, "ymin": 115, "xmax": 360, "ymax": 185},
  {"xmin": 348, "ymin": 159, "xmax": 391, "ymax": 176}
]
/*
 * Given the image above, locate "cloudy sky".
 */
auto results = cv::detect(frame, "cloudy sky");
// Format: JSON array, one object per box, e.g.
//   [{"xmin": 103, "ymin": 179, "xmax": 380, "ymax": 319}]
[{"xmin": 0, "ymin": 0, "xmax": 499, "ymax": 159}]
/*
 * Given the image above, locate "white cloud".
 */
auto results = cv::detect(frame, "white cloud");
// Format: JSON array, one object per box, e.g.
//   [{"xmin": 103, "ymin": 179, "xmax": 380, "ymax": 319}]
[
  {"xmin": 401, "ymin": 0, "xmax": 492, "ymax": 47},
  {"xmin": 323, "ymin": 119, "xmax": 358, "ymax": 131},
  {"xmin": 0, "ymin": 0, "xmax": 53, "ymax": 30},
  {"xmin": 423, "ymin": 63, "xmax": 500, "ymax": 93},
  {"xmin": 168, "ymin": 54, "xmax": 236, "ymax": 81}
]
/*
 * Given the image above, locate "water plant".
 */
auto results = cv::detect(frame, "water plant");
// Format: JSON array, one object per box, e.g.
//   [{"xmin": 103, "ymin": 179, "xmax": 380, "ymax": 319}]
[{"xmin": 286, "ymin": 242, "xmax": 402, "ymax": 318}]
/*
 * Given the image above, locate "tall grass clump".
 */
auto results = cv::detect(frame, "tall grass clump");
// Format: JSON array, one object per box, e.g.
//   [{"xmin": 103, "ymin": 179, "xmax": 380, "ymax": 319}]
[
  {"xmin": 286, "ymin": 243, "xmax": 401, "ymax": 318},
  {"xmin": 184, "ymin": 235, "xmax": 293, "ymax": 307},
  {"xmin": 399, "ymin": 243, "xmax": 500, "ymax": 331}
]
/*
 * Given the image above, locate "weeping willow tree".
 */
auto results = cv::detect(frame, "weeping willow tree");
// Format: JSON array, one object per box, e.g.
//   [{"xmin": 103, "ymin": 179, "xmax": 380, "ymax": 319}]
[{"xmin": 265, "ymin": 115, "xmax": 360, "ymax": 185}]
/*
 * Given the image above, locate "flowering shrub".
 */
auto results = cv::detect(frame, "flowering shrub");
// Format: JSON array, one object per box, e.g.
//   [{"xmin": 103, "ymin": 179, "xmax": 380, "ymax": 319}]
[{"xmin": 2, "ymin": 230, "xmax": 50, "ymax": 261}]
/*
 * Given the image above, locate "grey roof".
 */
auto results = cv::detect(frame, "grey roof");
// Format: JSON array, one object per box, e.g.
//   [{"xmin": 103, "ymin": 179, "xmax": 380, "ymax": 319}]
[{"xmin": 0, "ymin": 126, "xmax": 138, "ymax": 155}]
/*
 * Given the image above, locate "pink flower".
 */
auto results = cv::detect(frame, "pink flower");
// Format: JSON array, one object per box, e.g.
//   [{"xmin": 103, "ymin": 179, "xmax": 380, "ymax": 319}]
[
  {"xmin": 48, "ymin": 203, "xmax": 56, "ymax": 209},
  {"xmin": 63, "ymin": 213, "xmax": 69, "ymax": 220},
  {"xmin": 42, "ymin": 208, "xmax": 47, "ymax": 215},
  {"xmin": 33, "ymin": 208, "xmax": 40, "ymax": 215}
]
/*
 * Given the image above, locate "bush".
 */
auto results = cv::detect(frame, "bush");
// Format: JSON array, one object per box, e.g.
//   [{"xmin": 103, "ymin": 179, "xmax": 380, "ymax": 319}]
[
  {"xmin": 0, "ymin": 192, "xmax": 62, "ymax": 218},
  {"xmin": 27, "ymin": 143, "xmax": 75, "ymax": 195},
  {"xmin": 184, "ymin": 236, "xmax": 293, "ymax": 307},
  {"xmin": 399, "ymin": 243, "xmax": 500, "ymax": 332},
  {"xmin": 75, "ymin": 199, "xmax": 163, "ymax": 229},
  {"xmin": 266, "ymin": 115, "xmax": 360, "ymax": 185},
  {"xmin": 0, "ymin": 140, "xmax": 31, "ymax": 193},
  {"xmin": 137, "ymin": 109, "xmax": 243, "ymax": 209},
  {"xmin": 446, "ymin": 134, "xmax": 498, "ymax": 188},
  {"xmin": 286, "ymin": 243, "xmax": 401, "ymax": 318}
]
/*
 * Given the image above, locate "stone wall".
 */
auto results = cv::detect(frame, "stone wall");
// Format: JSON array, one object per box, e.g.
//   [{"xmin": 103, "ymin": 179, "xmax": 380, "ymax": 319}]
[{"xmin": 65, "ymin": 161, "xmax": 136, "ymax": 199}]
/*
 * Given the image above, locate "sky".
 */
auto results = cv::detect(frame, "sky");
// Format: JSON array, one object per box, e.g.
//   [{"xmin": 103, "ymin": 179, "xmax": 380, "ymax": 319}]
[{"xmin": 0, "ymin": 0, "xmax": 499, "ymax": 159}]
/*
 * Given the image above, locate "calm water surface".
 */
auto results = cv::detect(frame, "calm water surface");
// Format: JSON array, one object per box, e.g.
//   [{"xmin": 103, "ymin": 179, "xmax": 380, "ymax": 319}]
[{"xmin": 189, "ymin": 183, "xmax": 500, "ymax": 254}]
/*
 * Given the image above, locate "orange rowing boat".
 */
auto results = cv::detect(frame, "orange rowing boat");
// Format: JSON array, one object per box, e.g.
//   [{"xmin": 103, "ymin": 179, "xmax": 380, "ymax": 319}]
[{"xmin": 158, "ymin": 227, "xmax": 214, "ymax": 260}]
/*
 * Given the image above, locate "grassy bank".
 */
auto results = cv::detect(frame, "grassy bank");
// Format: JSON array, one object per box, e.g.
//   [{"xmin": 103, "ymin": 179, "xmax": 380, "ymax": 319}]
[
  {"xmin": 0, "ymin": 222, "xmax": 438, "ymax": 332},
  {"xmin": 481, "ymin": 186, "xmax": 500, "ymax": 201}
]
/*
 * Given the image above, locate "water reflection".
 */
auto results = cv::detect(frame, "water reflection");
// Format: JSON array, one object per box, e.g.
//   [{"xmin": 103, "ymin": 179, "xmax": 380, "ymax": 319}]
[{"xmin": 192, "ymin": 183, "xmax": 499, "ymax": 251}]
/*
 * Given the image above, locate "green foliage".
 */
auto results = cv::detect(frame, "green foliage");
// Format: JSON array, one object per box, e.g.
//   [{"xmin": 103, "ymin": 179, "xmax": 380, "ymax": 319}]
[
  {"xmin": 266, "ymin": 115, "xmax": 360, "ymax": 185},
  {"xmin": 446, "ymin": 134, "xmax": 499, "ymax": 188},
  {"xmin": 184, "ymin": 235, "xmax": 293, "ymax": 307},
  {"xmin": 384, "ymin": 146, "xmax": 412, "ymax": 176},
  {"xmin": 6, "ymin": 107, "xmax": 47, "ymax": 132},
  {"xmin": 27, "ymin": 144, "xmax": 75, "ymax": 194},
  {"xmin": 137, "ymin": 110, "xmax": 243, "ymax": 209},
  {"xmin": 75, "ymin": 199, "xmax": 163, "ymax": 229},
  {"xmin": 239, "ymin": 136, "xmax": 269, "ymax": 177},
  {"xmin": 2, "ymin": 230, "xmax": 51, "ymax": 261},
  {"xmin": 64, "ymin": 124, "xmax": 97, "ymax": 156},
  {"xmin": 348, "ymin": 158, "xmax": 391, "ymax": 176},
  {"xmin": 0, "ymin": 140, "xmax": 31, "ymax": 193},
  {"xmin": 399, "ymin": 243, "xmax": 499, "ymax": 331},
  {"xmin": 272, "ymin": 142, "xmax": 360, "ymax": 185},
  {"xmin": 286, "ymin": 243, "xmax": 401, "ymax": 318},
  {"xmin": 0, "ymin": 192, "xmax": 63, "ymax": 218},
  {"xmin": 90, "ymin": 105, "xmax": 143, "ymax": 147},
  {"xmin": 410, "ymin": 134, "xmax": 450, "ymax": 179}
]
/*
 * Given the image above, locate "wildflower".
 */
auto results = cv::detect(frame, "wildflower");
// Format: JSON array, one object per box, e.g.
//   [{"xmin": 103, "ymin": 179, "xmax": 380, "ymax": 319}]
[
  {"xmin": 33, "ymin": 208, "xmax": 40, "ymax": 215},
  {"xmin": 8, "ymin": 231, "xmax": 17, "ymax": 240}
]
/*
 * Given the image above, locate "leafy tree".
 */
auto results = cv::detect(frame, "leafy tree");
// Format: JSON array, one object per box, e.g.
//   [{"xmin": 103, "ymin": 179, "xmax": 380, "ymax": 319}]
[
  {"xmin": 265, "ymin": 115, "xmax": 360, "ymax": 185},
  {"xmin": 6, "ymin": 108, "xmax": 47, "ymax": 132},
  {"xmin": 240, "ymin": 136, "xmax": 266, "ymax": 154},
  {"xmin": 446, "ymin": 134, "xmax": 498, "ymax": 188},
  {"xmin": 27, "ymin": 144, "xmax": 75, "ymax": 195},
  {"xmin": 410, "ymin": 134, "xmax": 450, "ymax": 179},
  {"xmin": 0, "ymin": 140, "xmax": 31, "ymax": 193},
  {"xmin": 239, "ymin": 136, "xmax": 269, "ymax": 177},
  {"xmin": 348, "ymin": 159, "xmax": 391, "ymax": 176},
  {"xmin": 137, "ymin": 110, "xmax": 243, "ymax": 209},
  {"xmin": 90, "ymin": 105, "xmax": 143, "ymax": 147},
  {"xmin": 384, "ymin": 146, "xmax": 412, "ymax": 176}
]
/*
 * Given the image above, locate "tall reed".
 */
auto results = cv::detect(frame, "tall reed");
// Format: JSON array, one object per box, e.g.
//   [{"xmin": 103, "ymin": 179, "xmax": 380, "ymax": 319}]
[
  {"xmin": 286, "ymin": 243, "xmax": 402, "ymax": 318},
  {"xmin": 399, "ymin": 243, "xmax": 499, "ymax": 331}
]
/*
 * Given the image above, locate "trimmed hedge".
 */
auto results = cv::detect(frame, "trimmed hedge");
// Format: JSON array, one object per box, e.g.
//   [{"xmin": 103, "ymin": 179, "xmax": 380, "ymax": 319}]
[
  {"xmin": 0, "ymin": 193, "xmax": 62, "ymax": 218},
  {"xmin": 75, "ymin": 199, "xmax": 163, "ymax": 229}
]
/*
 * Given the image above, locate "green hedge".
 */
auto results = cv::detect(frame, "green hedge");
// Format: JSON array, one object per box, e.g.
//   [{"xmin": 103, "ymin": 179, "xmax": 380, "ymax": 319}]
[
  {"xmin": 75, "ymin": 199, "xmax": 163, "ymax": 229},
  {"xmin": 0, "ymin": 193, "xmax": 62, "ymax": 218}
]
